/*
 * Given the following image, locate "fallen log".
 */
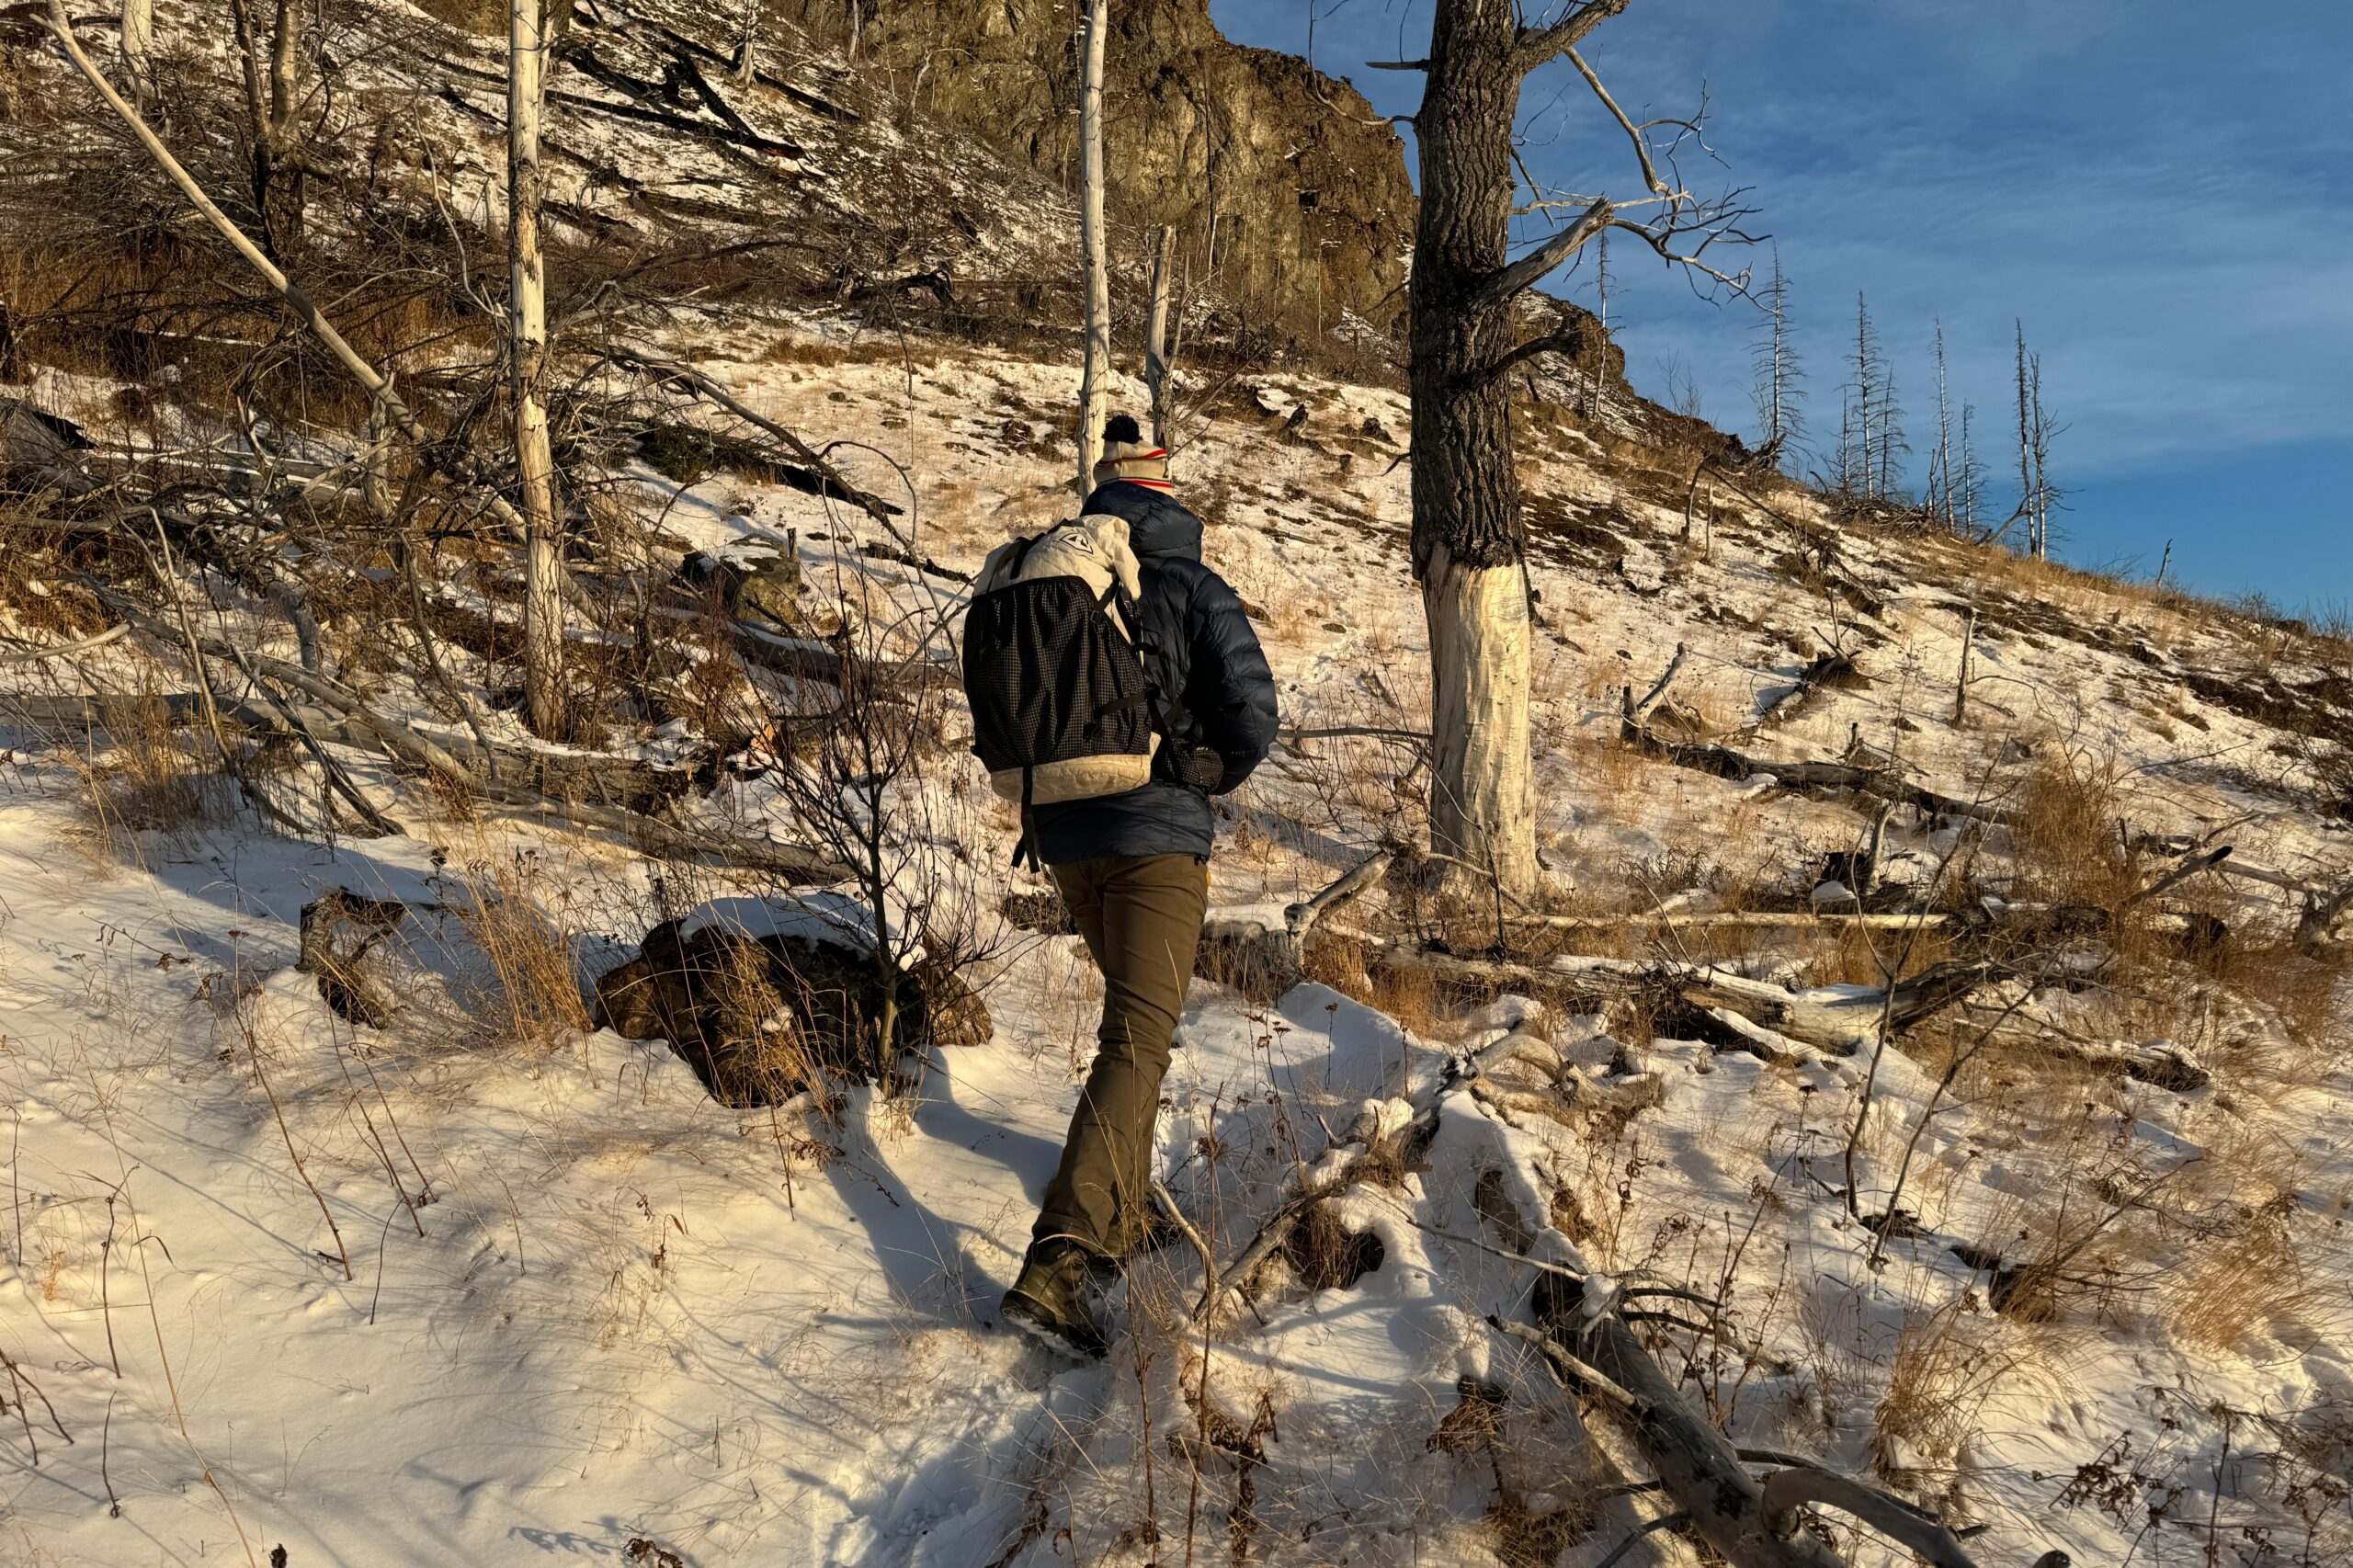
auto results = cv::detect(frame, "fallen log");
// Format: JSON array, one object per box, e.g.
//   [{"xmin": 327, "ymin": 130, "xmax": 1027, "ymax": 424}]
[
  {"xmin": 0, "ymin": 692, "xmax": 209, "ymax": 727},
  {"xmin": 1511, "ymin": 1304, "xmax": 1847, "ymax": 1568},
  {"xmin": 1622, "ymin": 718, "xmax": 2017, "ymax": 826},
  {"xmin": 1197, "ymin": 1028, "xmax": 1540, "ymax": 1323},
  {"xmin": 278, "ymin": 700, "xmax": 849, "ymax": 880},
  {"xmin": 1620, "ymin": 647, "xmax": 2012, "ymax": 824},
  {"xmin": 1749, "ymin": 645, "xmax": 1865, "ymax": 731},
  {"xmin": 1198, "ymin": 850, "xmax": 1395, "ymax": 997},
  {"xmin": 1507, "ymin": 909, "xmax": 1953, "ymax": 933},
  {"xmin": 1374, "ymin": 946, "xmax": 2002, "ymax": 1054},
  {"xmin": 1276, "ymin": 724, "xmax": 1431, "ymax": 756},
  {"xmin": 608, "ymin": 347, "xmax": 904, "ymax": 529},
  {"xmin": 1626, "ymin": 666, "xmax": 2336, "ymax": 935},
  {"xmin": 76, "ymin": 583, "xmax": 713, "ymax": 805},
  {"xmin": 298, "ymin": 889, "xmax": 410, "ymax": 1028},
  {"xmin": 0, "ymin": 624, "xmax": 127, "ymax": 665},
  {"xmin": 1187, "ymin": 1006, "xmax": 2026, "ymax": 1567}
]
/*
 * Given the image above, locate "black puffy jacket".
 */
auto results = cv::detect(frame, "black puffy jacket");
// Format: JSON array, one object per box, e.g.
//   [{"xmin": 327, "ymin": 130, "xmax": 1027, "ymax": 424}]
[{"xmin": 1028, "ymin": 481, "xmax": 1279, "ymax": 864}]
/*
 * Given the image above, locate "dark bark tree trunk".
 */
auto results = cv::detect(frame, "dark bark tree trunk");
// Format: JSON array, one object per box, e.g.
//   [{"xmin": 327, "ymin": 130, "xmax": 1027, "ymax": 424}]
[{"xmin": 1411, "ymin": 0, "xmax": 1541, "ymax": 902}]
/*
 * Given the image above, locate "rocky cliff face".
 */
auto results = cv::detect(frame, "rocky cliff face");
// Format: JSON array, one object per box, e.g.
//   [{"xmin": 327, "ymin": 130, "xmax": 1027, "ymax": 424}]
[{"xmin": 776, "ymin": 0, "xmax": 1417, "ymax": 341}]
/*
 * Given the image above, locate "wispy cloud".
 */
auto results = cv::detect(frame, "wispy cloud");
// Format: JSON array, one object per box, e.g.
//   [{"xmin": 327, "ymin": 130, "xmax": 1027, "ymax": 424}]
[{"xmin": 1211, "ymin": 0, "xmax": 2353, "ymax": 597}]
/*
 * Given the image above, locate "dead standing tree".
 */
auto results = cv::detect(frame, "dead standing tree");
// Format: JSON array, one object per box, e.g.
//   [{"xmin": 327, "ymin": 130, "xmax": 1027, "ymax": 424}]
[
  {"xmin": 510, "ymin": 0, "xmax": 565, "ymax": 739},
  {"xmin": 119, "ymin": 0, "xmax": 153, "ymax": 99},
  {"xmin": 1074, "ymin": 0, "xmax": 1111, "ymax": 495},
  {"xmin": 228, "ymin": 0, "xmax": 311, "ymax": 260},
  {"xmin": 1143, "ymin": 222, "xmax": 1178, "ymax": 449},
  {"xmin": 1394, "ymin": 0, "xmax": 1754, "ymax": 903}
]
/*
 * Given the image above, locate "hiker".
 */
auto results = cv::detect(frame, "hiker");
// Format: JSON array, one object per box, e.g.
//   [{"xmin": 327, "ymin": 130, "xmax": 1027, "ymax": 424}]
[{"xmin": 961, "ymin": 414, "xmax": 1279, "ymax": 1358}]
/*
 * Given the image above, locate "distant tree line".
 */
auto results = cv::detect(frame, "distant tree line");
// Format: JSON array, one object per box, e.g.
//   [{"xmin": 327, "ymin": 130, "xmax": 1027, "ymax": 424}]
[{"xmin": 1744, "ymin": 265, "xmax": 2063, "ymax": 555}]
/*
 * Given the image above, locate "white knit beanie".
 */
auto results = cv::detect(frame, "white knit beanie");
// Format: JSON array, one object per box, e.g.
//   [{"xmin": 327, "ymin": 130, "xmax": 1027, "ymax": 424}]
[{"xmin": 1094, "ymin": 413, "xmax": 1172, "ymax": 490}]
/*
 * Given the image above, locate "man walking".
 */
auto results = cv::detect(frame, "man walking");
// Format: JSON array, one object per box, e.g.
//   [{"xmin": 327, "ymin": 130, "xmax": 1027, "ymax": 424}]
[{"xmin": 996, "ymin": 414, "xmax": 1278, "ymax": 1358}]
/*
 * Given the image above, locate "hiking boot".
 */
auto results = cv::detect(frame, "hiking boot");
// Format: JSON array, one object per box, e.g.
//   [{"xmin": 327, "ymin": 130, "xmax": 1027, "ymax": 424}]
[
  {"xmin": 1001, "ymin": 1238, "xmax": 1110, "ymax": 1360},
  {"xmin": 1091, "ymin": 1199, "xmax": 1186, "ymax": 1282}
]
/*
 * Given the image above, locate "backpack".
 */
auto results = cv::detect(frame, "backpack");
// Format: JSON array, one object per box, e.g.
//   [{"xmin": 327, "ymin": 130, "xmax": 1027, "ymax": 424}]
[{"xmin": 962, "ymin": 516, "xmax": 1165, "ymax": 861}]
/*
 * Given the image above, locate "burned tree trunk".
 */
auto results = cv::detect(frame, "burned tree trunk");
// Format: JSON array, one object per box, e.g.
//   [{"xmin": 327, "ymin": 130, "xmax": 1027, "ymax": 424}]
[
  {"xmin": 119, "ymin": 0, "xmax": 153, "ymax": 95},
  {"xmin": 230, "ymin": 0, "xmax": 307, "ymax": 258},
  {"xmin": 1410, "ymin": 0, "xmax": 1550, "ymax": 904}
]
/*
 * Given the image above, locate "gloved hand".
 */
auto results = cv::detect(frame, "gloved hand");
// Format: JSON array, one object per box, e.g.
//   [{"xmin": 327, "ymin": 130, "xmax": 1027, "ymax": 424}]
[{"xmin": 1178, "ymin": 744, "xmax": 1225, "ymax": 790}]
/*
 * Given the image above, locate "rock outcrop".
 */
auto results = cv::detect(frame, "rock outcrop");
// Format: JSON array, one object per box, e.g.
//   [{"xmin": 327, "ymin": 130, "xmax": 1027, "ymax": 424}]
[{"xmin": 775, "ymin": 0, "xmax": 1417, "ymax": 338}]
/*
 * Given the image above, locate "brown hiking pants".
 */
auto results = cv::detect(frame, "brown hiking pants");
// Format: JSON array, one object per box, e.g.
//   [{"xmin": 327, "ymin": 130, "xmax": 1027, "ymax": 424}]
[{"xmin": 1033, "ymin": 853, "xmax": 1210, "ymax": 1256}]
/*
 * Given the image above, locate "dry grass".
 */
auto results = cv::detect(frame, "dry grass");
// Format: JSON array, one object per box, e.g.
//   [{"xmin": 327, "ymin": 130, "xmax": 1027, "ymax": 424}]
[
  {"xmin": 1870, "ymin": 1299, "xmax": 2041, "ymax": 1510},
  {"xmin": 703, "ymin": 933, "xmax": 833, "ymax": 1107},
  {"xmin": 2007, "ymin": 751, "xmax": 2134, "ymax": 909},
  {"xmin": 1032, "ymin": 935, "xmax": 1105, "ymax": 1075},
  {"xmin": 1822, "ymin": 921, "xmax": 1957, "ymax": 989},
  {"xmin": 67, "ymin": 699, "xmax": 229, "ymax": 851},
  {"xmin": 2166, "ymin": 1196, "xmax": 2314, "ymax": 1352},
  {"xmin": 2195, "ymin": 937, "xmax": 2349, "ymax": 1062},
  {"xmin": 446, "ymin": 851, "xmax": 593, "ymax": 1049},
  {"xmin": 0, "ymin": 518, "xmax": 113, "ymax": 637}
]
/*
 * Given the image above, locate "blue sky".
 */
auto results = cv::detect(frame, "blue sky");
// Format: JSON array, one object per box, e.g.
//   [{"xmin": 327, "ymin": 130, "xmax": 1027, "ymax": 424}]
[{"xmin": 1210, "ymin": 1, "xmax": 2353, "ymax": 610}]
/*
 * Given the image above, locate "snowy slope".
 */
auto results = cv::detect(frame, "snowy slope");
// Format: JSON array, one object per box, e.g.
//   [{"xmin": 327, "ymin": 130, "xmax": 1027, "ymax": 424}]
[
  {"xmin": 3, "ymin": 3, "xmax": 2350, "ymax": 1563},
  {"xmin": 5, "ymin": 325, "xmax": 2350, "ymax": 1568}
]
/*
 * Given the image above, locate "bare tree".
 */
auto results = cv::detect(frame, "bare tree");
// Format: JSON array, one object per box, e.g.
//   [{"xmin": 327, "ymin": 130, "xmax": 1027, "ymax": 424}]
[
  {"xmin": 1957, "ymin": 400, "xmax": 1983, "ymax": 536},
  {"xmin": 1143, "ymin": 223, "xmax": 1178, "ymax": 449},
  {"xmin": 2028, "ymin": 347, "xmax": 2061, "ymax": 556},
  {"xmin": 40, "ymin": 2, "xmax": 524, "ymax": 538},
  {"xmin": 1580, "ymin": 222, "xmax": 1613, "ymax": 418},
  {"xmin": 734, "ymin": 3, "xmax": 761, "ymax": 85},
  {"xmin": 1834, "ymin": 384, "xmax": 1855, "ymax": 500},
  {"xmin": 1399, "ymin": 0, "xmax": 1753, "ymax": 903},
  {"xmin": 1841, "ymin": 291, "xmax": 1904, "ymax": 505},
  {"xmin": 229, "ymin": 0, "xmax": 309, "ymax": 259},
  {"xmin": 2015, "ymin": 320, "xmax": 2033, "ymax": 551},
  {"xmin": 1748, "ymin": 242, "xmax": 1801, "ymax": 462},
  {"xmin": 1876, "ymin": 357, "xmax": 1905, "ymax": 503},
  {"xmin": 511, "ymin": 0, "xmax": 564, "ymax": 737},
  {"xmin": 1074, "ymin": 0, "xmax": 1110, "ymax": 494},
  {"xmin": 1925, "ymin": 320, "xmax": 1954, "ymax": 529},
  {"xmin": 1842, "ymin": 292, "xmax": 1875, "ymax": 502},
  {"xmin": 2008, "ymin": 320, "xmax": 2063, "ymax": 556},
  {"xmin": 119, "ymin": 0, "xmax": 153, "ymax": 97}
]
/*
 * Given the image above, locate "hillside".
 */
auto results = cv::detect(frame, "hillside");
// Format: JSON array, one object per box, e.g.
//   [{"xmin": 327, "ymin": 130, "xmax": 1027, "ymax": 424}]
[{"xmin": 2, "ymin": 5, "xmax": 2350, "ymax": 1568}]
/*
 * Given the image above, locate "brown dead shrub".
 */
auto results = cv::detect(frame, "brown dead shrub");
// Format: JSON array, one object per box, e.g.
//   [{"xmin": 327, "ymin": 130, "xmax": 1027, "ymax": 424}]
[
  {"xmin": 1870, "ymin": 1300, "xmax": 2034, "ymax": 1508},
  {"xmin": 1281, "ymin": 1199, "xmax": 1385, "ymax": 1292}
]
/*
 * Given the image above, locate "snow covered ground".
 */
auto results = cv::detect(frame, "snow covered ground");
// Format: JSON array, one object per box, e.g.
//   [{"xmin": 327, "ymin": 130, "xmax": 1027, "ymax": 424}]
[
  {"xmin": 3, "ymin": 1, "xmax": 2349, "ymax": 1558},
  {"xmin": 5, "ymin": 323, "xmax": 2351, "ymax": 1568}
]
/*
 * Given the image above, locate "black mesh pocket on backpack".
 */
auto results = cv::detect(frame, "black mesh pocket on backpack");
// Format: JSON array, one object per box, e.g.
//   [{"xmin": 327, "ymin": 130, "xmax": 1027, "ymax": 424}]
[{"xmin": 963, "ymin": 576, "xmax": 1154, "ymax": 773}]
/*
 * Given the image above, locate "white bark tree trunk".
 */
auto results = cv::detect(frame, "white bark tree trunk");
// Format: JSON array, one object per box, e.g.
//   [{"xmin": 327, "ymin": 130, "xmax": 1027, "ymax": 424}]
[
  {"xmin": 734, "ymin": 5, "xmax": 758, "ymax": 85},
  {"xmin": 1074, "ymin": 0, "xmax": 1110, "ymax": 498},
  {"xmin": 1143, "ymin": 222, "xmax": 1176, "ymax": 451},
  {"xmin": 1423, "ymin": 545, "xmax": 1538, "ymax": 903},
  {"xmin": 119, "ymin": 0, "xmax": 153, "ymax": 92},
  {"xmin": 510, "ymin": 0, "xmax": 563, "ymax": 739}
]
